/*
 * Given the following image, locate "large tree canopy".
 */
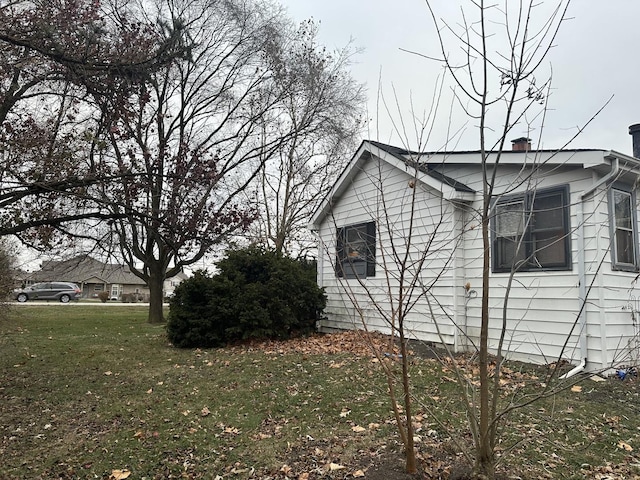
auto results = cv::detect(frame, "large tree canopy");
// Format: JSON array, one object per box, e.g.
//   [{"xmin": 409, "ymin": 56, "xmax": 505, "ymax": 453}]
[
  {"xmin": 0, "ymin": 0, "xmax": 364, "ymax": 326},
  {"xmin": 0, "ymin": 0, "xmax": 186, "ymax": 244},
  {"xmin": 250, "ymin": 19, "xmax": 365, "ymax": 257},
  {"xmin": 92, "ymin": 0, "xmax": 311, "ymax": 323}
]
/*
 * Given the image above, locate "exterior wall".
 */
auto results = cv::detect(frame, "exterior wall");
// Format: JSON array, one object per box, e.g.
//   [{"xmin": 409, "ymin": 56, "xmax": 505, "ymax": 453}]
[
  {"xmin": 316, "ymin": 156, "xmax": 461, "ymax": 346},
  {"xmin": 318, "ymin": 151, "xmax": 640, "ymax": 371},
  {"xmin": 444, "ymin": 164, "xmax": 640, "ymax": 370},
  {"xmin": 459, "ymin": 165, "xmax": 591, "ymax": 364},
  {"xmin": 584, "ymin": 183, "xmax": 640, "ymax": 370}
]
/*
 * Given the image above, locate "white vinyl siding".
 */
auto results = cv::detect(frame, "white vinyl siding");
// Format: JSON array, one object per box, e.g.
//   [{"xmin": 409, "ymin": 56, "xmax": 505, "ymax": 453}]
[
  {"xmin": 316, "ymin": 147, "xmax": 640, "ymax": 371},
  {"xmin": 317, "ymin": 156, "xmax": 458, "ymax": 345}
]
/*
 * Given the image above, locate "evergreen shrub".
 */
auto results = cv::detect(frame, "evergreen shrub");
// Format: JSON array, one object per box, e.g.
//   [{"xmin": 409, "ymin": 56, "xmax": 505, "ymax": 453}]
[{"xmin": 166, "ymin": 248, "xmax": 326, "ymax": 348}]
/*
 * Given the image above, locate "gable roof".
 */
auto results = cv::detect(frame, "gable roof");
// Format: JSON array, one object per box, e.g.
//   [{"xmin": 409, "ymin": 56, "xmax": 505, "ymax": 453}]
[
  {"xmin": 369, "ymin": 141, "xmax": 475, "ymax": 193},
  {"xmin": 310, "ymin": 140, "xmax": 477, "ymax": 228},
  {"xmin": 310, "ymin": 140, "xmax": 640, "ymax": 229},
  {"xmin": 29, "ymin": 255, "xmax": 146, "ymax": 285}
]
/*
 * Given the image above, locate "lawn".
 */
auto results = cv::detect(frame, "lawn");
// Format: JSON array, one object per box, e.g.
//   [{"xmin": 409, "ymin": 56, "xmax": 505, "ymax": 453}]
[{"xmin": 1, "ymin": 306, "xmax": 639, "ymax": 479}]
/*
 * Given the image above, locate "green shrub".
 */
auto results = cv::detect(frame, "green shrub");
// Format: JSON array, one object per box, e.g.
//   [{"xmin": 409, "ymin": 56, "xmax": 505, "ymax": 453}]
[{"xmin": 166, "ymin": 248, "xmax": 326, "ymax": 348}]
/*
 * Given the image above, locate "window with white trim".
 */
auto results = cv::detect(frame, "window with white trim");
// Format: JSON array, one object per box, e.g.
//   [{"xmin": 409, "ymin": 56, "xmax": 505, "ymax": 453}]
[
  {"xmin": 492, "ymin": 185, "xmax": 571, "ymax": 272},
  {"xmin": 609, "ymin": 186, "xmax": 639, "ymax": 271}
]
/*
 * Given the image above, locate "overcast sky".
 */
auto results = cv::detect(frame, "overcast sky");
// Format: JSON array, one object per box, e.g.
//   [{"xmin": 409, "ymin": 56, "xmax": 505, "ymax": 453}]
[{"xmin": 281, "ymin": 1, "xmax": 640, "ymax": 155}]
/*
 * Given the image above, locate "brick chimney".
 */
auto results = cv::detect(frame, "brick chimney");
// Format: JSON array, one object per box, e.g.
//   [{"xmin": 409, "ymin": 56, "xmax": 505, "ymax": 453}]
[
  {"xmin": 629, "ymin": 124, "xmax": 640, "ymax": 158},
  {"xmin": 511, "ymin": 137, "xmax": 531, "ymax": 151}
]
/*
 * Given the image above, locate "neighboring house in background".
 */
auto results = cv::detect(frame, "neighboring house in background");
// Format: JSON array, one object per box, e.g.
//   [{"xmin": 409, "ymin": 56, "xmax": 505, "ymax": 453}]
[
  {"xmin": 25, "ymin": 255, "xmax": 187, "ymax": 301},
  {"xmin": 164, "ymin": 271, "xmax": 189, "ymax": 298},
  {"xmin": 310, "ymin": 127, "xmax": 640, "ymax": 374}
]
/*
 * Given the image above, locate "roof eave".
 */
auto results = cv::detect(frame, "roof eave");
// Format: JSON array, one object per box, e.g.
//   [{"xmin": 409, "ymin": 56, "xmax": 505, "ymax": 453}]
[
  {"xmin": 445, "ymin": 191, "xmax": 476, "ymax": 203},
  {"xmin": 605, "ymin": 150, "xmax": 640, "ymax": 167}
]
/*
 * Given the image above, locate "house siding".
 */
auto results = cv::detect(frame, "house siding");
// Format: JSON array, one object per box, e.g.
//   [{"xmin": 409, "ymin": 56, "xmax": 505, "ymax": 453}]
[
  {"xmin": 455, "ymin": 165, "xmax": 589, "ymax": 364},
  {"xmin": 586, "ymin": 184, "xmax": 640, "ymax": 369},
  {"xmin": 315, "ymin": 144, "xmax": 640, "ymax": 372},
  {"xmin": 317, "ymin": 155, "xmax": 459, "ymax": 345}
]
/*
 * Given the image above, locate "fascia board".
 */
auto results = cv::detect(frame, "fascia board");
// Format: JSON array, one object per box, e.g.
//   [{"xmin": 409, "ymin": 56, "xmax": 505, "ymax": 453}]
[
  {"xmin": 417, "ymin": 149, "xmax": 610, "ymax": 169},
  {"xmin": 605, "ymin": 150, "xmax": 640, "ymax": 169},
  {"xmin": 309, "ymin": 141, "xmax": 474, "ymax": 231},
  {"xmin": 373, "ymin": 146, "xmax": 460, "ymax": 199}
]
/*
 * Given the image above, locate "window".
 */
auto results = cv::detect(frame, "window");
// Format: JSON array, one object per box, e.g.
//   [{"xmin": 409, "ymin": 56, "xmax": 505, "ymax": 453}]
[
  {"xmin": 492, "ymin": 185, "xmax": 571, "ymax": 272},
  {"xmin": 336, "ymin": 221, "xmax": 376, "ymax": 279},
  {"xmin": 111, "ymin": 284, "xmax": 122, "ymax": 298},
  {"xmin": 609, "ymin": 186, "xmax": 639, "ymax": 271}
]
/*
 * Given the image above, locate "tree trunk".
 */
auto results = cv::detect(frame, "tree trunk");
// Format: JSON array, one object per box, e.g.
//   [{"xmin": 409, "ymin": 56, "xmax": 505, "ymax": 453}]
[
  {"xmin": 400, "ymin": 335, "xmax": 417, "ymax": 474},
  {"xmin": 147, "ymin": 271, "xmax": 165, "ymax": 324}
]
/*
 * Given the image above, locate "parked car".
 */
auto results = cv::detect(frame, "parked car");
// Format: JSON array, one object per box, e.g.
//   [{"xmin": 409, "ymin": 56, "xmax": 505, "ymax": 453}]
[{"xmin": 14, "ymin": 282, "xmax": 82, "ymax": 303}]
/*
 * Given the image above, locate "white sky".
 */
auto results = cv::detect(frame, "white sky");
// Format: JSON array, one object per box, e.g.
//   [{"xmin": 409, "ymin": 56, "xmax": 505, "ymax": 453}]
[{"xmin": 281, "ymin": 1, "xmax": 640, "ymax": 155}]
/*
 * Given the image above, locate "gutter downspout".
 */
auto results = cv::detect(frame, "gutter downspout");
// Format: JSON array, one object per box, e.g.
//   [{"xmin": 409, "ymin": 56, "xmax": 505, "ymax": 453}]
[{"xmin": 562, "ymin": 158, "xmax": 620, "ymax": 379}]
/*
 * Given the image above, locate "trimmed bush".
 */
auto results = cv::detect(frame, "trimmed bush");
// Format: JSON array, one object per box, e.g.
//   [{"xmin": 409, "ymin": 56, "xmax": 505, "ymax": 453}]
[{"xmin": 166, "ymin": 248, "xmax": 326, "ymax": 348}]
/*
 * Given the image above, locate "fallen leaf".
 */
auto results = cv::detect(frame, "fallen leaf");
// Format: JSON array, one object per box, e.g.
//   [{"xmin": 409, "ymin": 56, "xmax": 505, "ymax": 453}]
[
  {"xmin": 104, "ymin": 371, "xmax": 112, "ymax": 376},
  {"xmin": 353, "ymin": 470, "xmax": 365, "ymax": 478},
  {"xmin": 329, "ymin": 463, "xmax": 345, "ymax": 471},
  {"xmin": 618, "ymin": 441, "xmax": 633, "ymax": 451},
  {"xmin": 339, "ymin": 409, "xmax": 351, "ymax": 418},
  {"xmin": 571, "ymin": 385, "xmax": 582, "ymax": 393},
  {"xmin": 230, "ymin": 467, "xmax": 250, "ymax": 474},
  {"xmin": 352, "ymin": 425, "xmax": 366, "ymax": 433},
  {"xmin": 280, "ymin": 464, "xmax": 292, "ymax": 474},
  {"xmin": 110, "ymin": 469, "xmax": 131, "ymax": 479},
  {"xmin": 298, "ymin": 473, "xmax": 309, "ymax": 480},
  {"xmin": 201, "ymin": 407, "xmax": 210, "ymax": 417}
]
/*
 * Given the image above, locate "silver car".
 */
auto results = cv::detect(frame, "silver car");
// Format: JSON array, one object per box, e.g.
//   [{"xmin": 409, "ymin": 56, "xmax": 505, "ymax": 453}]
[{"xmin": 14, "ymin": 282, "xmax": 82, "ymax": 303}]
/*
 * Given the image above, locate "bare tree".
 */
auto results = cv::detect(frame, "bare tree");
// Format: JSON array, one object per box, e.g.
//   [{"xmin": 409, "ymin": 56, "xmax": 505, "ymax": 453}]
[
  {"xmin": 0, "ymin": 0, "xmax": 186, "ymax": 245},
  {"xmin": 92, "ymin": 0, "xmax": 306, "ymax": 323},
  {"xmin": 425, "ymin": 2, "xmax": 572, "ymax": 476},
  {"xmin": 321, "ymin": 136, "xmax": 468, "ymax": 474},
  {"xmin": 250, "ymin": 19, "xmax": 365, "ymax": 257}
]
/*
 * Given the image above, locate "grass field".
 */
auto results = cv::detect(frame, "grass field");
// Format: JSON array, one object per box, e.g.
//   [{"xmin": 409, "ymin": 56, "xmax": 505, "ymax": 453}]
[{"xmin": 1, "ymin": 306, "xmax": 640, "ymax": 479}]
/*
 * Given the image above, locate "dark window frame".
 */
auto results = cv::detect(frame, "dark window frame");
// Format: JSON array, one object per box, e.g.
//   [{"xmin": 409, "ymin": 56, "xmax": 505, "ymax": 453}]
[
  {"xmin": 336, "ymin": 221, "xmax": 376, "ymax": 279},
  {"xmin": 492, "ymin": 185, "xmax": 572, "ymax": 273},
  {"xmin": 609, "ymin": 184, "xmax": 639, "ymax": 272}
]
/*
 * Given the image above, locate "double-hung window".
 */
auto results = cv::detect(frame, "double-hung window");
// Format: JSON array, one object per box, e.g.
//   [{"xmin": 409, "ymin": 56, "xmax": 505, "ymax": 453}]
[
  {"xmin": 492, "ymin": 185, "xmax": 571, "ymax": 272},
  {"xmin": 336, "ymin": 221, "xmax": 376, "ymax": 279},
  {"xmin": 609, "ymin": 186, "xmax": 639, "ymax": 271}
]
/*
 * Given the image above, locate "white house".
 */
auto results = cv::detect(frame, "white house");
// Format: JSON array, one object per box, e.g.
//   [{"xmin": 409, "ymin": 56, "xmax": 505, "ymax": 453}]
[{"xmin": 309, "ymin": 128, "xmax": 640, "ymax": 373}]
